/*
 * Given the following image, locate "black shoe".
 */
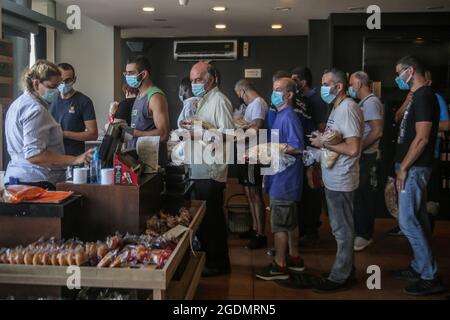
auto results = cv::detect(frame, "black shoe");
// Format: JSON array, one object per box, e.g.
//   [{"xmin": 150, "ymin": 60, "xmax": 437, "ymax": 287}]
[
  {"xmin": 246, "ymin": 235, "xmax": 268, "ymax": 250},
  {"xmin": 403, "ymin": 278, "xmax": 446, "ymax": 296},
  {"xmin": 277, "ymin": 273, "xmax": 317, "ymax": 289},
  {"xmin": 387, "ymin": 226, "xmax": 404, "ymax": 236},
  {"xmin": 321, "ymin": 267, "xmax": 357, "ymax": 284},
  {"xmin": 391, "ymin": 266, "xmax": 421, "ymax": 282},
  {"xmin": 312, "ymin": 278, "xmax": 350, "ymax": 293},
  {"xmin": 256, "ymin": 261, "xmax": 289, "ymax": 281},
  {"xmin": 240, "ymin": 229, "xmax": 257, "ymax": 239},
  {"xmin": 287, "ymin": 256, "xmax": 305, "ymax": 273},
  {"xmin": 299, "ymin": 234, "xmax": 320, "ymax": 246}
]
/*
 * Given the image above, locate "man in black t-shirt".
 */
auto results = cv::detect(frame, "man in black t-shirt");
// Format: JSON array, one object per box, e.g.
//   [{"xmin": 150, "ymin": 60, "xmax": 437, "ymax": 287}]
[
  {"xmin": 291, "ymin": 67, "xmax": 327, "ymax": 245},
  {"xmin": 391, "ymin": 56, "xmax": 444, "ymax": 296},
  {"xmin": 50, "ymin": 63, "xmax": 98, "ymax": 156}
]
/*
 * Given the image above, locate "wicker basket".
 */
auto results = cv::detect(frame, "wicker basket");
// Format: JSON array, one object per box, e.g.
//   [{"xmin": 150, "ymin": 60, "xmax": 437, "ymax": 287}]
[{"xmin": 226, "ymin": 193, "xmax": 251, "ymax": 234}]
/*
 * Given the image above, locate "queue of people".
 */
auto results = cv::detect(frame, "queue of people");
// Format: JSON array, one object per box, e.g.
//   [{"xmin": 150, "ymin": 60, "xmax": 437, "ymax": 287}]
[{"xmin": 3, "ymin": 54, "xmax": 446, "ymax": 296}]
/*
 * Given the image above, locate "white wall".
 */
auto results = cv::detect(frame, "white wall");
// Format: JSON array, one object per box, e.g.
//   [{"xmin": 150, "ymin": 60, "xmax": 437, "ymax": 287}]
[{"xmin": 55, "ymin": 3, "xmax": 114, "ymax": 129}]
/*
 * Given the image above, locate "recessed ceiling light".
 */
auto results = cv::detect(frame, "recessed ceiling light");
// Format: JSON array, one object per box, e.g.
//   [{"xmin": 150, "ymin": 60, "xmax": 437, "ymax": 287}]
[
  {"xmin": 274, "ymin": 7, "xmax": 291, "ymax": 11},
  {"xmin": 348, "ymin": 7, "xmax": 365, "ymax": 11},
  {"xmin": 212, "ymin": 6, "xmax": 227, "ymax": 12},
  {"xmin": 215, "ymin": 24, "xmax": 227, "ymax": 29},
  {"xmin": 142, "ymin": 7, "xmax": 155, "ymax": 12},
  {"xmin": 271, "ymin": 24, "xmax": 283, "ymax": 30}
]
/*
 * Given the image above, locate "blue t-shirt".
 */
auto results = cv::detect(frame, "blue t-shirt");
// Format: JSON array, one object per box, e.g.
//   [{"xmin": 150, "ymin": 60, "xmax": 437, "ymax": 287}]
[
  {"xmin": 264, "ymin": 106, "xmax": 304, "ymax": 202},
  {"xmin": 49, "ymin": 91, "xmax": 96, "ymax": 156}
]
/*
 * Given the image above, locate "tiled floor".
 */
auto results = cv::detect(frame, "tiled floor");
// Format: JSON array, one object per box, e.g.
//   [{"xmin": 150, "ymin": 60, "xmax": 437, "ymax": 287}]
[{"xmin": 195, "ymin": 218, "xmax": 450, "ymax": 300}]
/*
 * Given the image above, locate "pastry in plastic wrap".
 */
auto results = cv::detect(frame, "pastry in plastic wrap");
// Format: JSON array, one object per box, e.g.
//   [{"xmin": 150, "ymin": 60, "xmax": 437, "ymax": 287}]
[
  {"xmin": 317, "ymin": 129, "xmax": 343, "ymax": 169},
  {"xmin": 180, "ymin": 117, "xmax": 216, "ymax": 130},
  {"xmin": 97, "ymin": 250, "xmax": 118, "ymax": 268},
  {"xmin": 24, "ymin": 250, "xmax": 35, "ymax": 265},
  {"xmin": 234, "ymin": 118, "xmax": 250, "ymax": 129},
  {"xmin": 96, "ymin": 243, "xmax": 109, "ymax": 260}
]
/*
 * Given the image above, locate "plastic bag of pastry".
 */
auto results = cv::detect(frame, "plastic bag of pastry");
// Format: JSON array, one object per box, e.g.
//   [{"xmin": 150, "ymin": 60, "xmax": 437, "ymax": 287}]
[
  {"xmin": 146, "ymin": 215, "xmax": 161, "ymax": 236},
  {"xmin": 180, "ymin": 117, "xmax": 216, "ymax": 130},
  {"xmin": 97, "ymin": 249, "xmax": 118, "ymax": 268},
  {"xmin": 151, "ymin": 248, "xmax": 173, "ymax": 267},
  {"xmin": 319, "ymin": 129, "xmax": 343, "ymax": 146},
  {"xmin": 24, "ymin": 249, "xmax": 36, "ymax": 265},
  {"xmin": 106, "ymin": 232, "xmax": 123, "ymax": 250},
  {"xmin": 166, "ymin": 215, "xmax": 179, "ymax": 229},
  {"xmin": 234, "ymin": 118, "xmax": 251, "ymax": 130},
  {"xmin": 96, "ymin": 242, "xmax": 109, "ymax": 260},
  {"xmin": 122, "ymin": 233, "xmax": 139, "ymax": 246},
  {"xmin": 320, "ymin": 148, "xmax": 339, "ymax": 169},
  {"xmin": 135, "ymin": 245, "xmax": 151, "ymax": 264},
  {"xmin": 0, "ymin": 248, "xmax": 8, "ymax": 264},
  {"xmin": 110, "ymin": 247, "xmax": 134, "ymax": 268},
  {"xmin": 303, "ymin": 146, "xmax": 321, "ymax": 167},
  {"xmin": 3, "ymin": 185, "xmax": 48, "ymax": 204},
  {"xmin": 385, "ymin": 176, "xmax": 398, "ymax": 219}
]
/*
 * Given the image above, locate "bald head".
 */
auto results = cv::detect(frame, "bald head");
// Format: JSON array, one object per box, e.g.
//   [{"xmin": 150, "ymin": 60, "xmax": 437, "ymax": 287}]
[
  {"xmin": 273, "ymin": 77, "xmax": 296, "ymax": 108},
  {"xmin": 349, "ymin": 71, "xmax": 372, "ymax": 99},
  {"xmin": 190, "ymin": 61, "xmax": 216, "ymax": 93}
]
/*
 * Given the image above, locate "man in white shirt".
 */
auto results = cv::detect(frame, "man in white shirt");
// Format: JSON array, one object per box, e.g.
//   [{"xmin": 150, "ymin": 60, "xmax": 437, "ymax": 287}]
[
  {"xmin": 234, "ymin": 79, "xmax": 268, "ymax": 250},
  {"xmin": 189, "ymin": 61, "xmax": 235, "ymax": 277}
]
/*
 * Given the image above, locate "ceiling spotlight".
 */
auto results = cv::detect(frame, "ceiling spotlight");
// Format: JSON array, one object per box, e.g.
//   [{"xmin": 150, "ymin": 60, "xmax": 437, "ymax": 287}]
[
  {"xmin": 212, "ymin": 6, "xmax": 227, "ymax": 12},
  {"xmin": 215, "ymin": 24, "xmax": 227, "ymax": 29},
  {"xmin": 271, "ymin": 24, "xmax": 283, "ymax": 30},
  {"xmin": 142, "ymin": 7, "xmax": 155, "ymax": 12},
  {"xmin": 274, "ymin": 7, "xmax": 291, "ymax": 11},
  {"xmin": 179, "ymin": 0, "xmax": 189, "ymax": 6}
]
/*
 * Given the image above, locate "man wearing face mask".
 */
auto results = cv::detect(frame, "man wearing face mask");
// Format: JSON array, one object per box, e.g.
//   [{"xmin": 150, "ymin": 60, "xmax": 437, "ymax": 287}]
[
  {"xmin": 49, "ymin": 63, "xmax": 98, "ymax": 156},
  {"xmin": 348, "ymin": 71, "xmax": 384, "ymax": 252},
  {"xmin": 256, "ymin": 78, "xmax": 305, "ymax": 281},
  {"xmin": 124, "ymin": 56, "xmax": 170, "ymax": 166},
  {"xmin": 189, "ymin": 61, "xmax": 235, "ymax": 277},
  {"xmin": 291, "ymin": 67, "xmax": 327, "ymax": 247},
  {"xmin": 310, "ymin": 69, "xmax": 363, "ymax": 293},
  {"xmin": 234, "ymin": 79, "xmax": 268, "ymax": 250},
  {"xmin": 390, "ymin": 56, "xmax": 444, "ymax": 296}
]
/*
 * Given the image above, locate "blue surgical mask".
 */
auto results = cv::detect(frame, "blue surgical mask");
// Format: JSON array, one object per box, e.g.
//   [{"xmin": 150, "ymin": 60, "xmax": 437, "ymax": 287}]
[
  {"xmin": 348, "ymin": 86, "xmax": 358, "ymax": 99},
  {"xmin": 271, "ymin": 91, "xmax": 284, "ymax": 108},
  {"xmin": 42, "ymin": 88, "xmax": 60, "ymax": 104},
  {"xmin": 192, "ymin": 83, "xmax": 206, "ymax": 97},
  {"xmin": 395, "ymin": 69, "xmax": 412, "ymax": 91},
  {"xmin": 320, "ymin": 85, "xmax": 336, "ymax": 104},
  {"xmin": 125, "ymin": 72, "xmax": 143, "ymax": 89},
  {"xmin": 58, "ymin": 82, "xmax": 74, "ymax": 96}
]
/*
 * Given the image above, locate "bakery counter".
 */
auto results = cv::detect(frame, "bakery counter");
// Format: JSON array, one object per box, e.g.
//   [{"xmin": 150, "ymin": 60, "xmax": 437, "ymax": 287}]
[
  {"xmin": 56, "ymin": 174, "xmax": 163, "ymax": 241},
  {"xmin": 0, "ymin": 195, "xmax": 82, "ymax": 248}
]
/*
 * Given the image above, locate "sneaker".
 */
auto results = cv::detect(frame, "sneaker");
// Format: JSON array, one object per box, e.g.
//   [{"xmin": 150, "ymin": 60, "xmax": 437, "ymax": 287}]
[
  {"xmin": 353, "ymin": 237, "xmax": 373, "ymax": 252},
  {"xmin": 246, "ymin": 235, "xmax": 268, "ymax": 250},
  {"xmin": 322, "ymin": 267, "xmax": 357, "ymax": 284},
  {"xmin": 387, "ymin": 226, "xmax": 404, "ymax": 236},
  {"xmin": 403, "ymin": 278, "xmax": 446, "ymax": 296},
  {"xmin": 255, "ymin": 261, "xmax": 289, "ymax": 281},
  {"xmin": 391, "ymin": 266, "xmax": 421, "ymax": 282},
  {"xmin": 312, "ymin": 278, "xmax": 350, "ymax": 293},
  {"xmin": 287, "ymin": 256, "xmax": 306, "ymax": 272},
  {"xmin": 299, "ymin": 234, "xmax": 320, "ymax": 246}
]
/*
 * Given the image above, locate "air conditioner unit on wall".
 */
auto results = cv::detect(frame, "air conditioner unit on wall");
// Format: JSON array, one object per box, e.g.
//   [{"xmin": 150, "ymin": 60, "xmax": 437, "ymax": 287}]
[{"xmin": 174, "ymin": 40, "xmax": 238, "ymax": 61}]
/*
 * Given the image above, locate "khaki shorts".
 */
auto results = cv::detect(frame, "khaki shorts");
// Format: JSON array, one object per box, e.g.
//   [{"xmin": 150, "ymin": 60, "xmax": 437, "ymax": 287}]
[{"xmin": 270, "ymin": 198, "xmax": 298, "ymax": 233}]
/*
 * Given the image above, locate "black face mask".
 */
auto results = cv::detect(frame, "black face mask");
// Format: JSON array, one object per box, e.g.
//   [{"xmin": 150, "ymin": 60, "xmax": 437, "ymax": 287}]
[{"xmin": 239, "ymin": 97, "xmax": 247, "ymax": 106}]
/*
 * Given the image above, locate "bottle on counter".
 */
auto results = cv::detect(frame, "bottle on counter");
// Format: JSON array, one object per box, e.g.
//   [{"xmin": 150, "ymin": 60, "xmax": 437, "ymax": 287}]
[{"xmin": 89, "ymin": 147, "xmax": 101, "ymax": 184}]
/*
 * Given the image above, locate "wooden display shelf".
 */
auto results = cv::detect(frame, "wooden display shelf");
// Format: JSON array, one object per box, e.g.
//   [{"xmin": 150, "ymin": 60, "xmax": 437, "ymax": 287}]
[{"xmin": 0, "ymin": 200, "xmax": 206, "ymax": 300}]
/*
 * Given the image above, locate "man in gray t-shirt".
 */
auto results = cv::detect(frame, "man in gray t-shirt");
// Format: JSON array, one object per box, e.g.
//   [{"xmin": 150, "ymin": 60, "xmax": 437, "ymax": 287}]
[
  {"xmin": 349, "ymin": 71, "xmax": 384, "ymax": 252},
  {"xmin": 310, "ymin": 69, "xmax": 363, "ymax": 293}
]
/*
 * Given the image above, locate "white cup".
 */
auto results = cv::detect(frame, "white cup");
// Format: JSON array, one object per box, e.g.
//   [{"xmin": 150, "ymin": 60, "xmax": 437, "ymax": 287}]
[
  {"xmin": 73, "ymin": 168, "xmax": 88, "ymax": 184},
  {"xmin": 101, "ymin": 168, "xmax": 114, "ymax": 185}
]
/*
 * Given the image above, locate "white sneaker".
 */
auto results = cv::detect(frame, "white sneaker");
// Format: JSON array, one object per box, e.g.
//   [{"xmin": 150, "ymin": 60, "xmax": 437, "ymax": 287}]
[{"xmin": 353, "ymin": 237, "xmax": 373, "ymax": 252}]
